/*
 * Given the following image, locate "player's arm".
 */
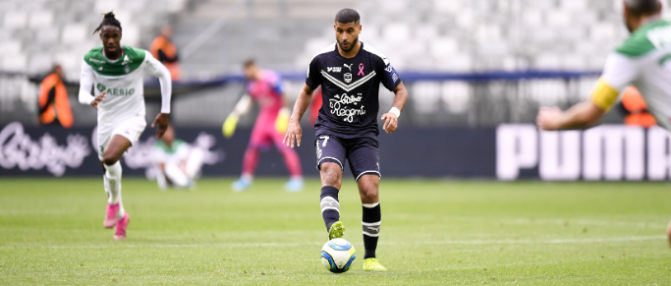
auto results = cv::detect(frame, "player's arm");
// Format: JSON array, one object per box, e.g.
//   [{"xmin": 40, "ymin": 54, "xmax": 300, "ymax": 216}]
[
  {"xmin": 143, "ymin": 51, "xmax": 173, "ymax": 138},
  {"xmin": 537, "ymin": 52, "xmax": 637, "ymax": 131},
  {"xmin": 78, "ymin": 60, "xmax": 106, "ymax": 110},
  {"xmin": 222, "ymin": 94, "xmax": 252, "ymax": 138},
  {"xmin": 382, "ymin": 82, "xmax": 408, "ymax": 134},
  {"xmin": 379, "ymin": 56, "xmax": 406, "ymax": 134},
  {"xmin": 283, "ymin": 84, "xmax": 314, "ymax": 148}
]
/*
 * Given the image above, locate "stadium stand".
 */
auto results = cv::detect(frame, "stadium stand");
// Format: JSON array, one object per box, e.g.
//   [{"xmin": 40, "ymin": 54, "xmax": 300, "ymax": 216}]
[{"xmin": 2, "ymin": 0, "xmax": 671, "ymax": 127}]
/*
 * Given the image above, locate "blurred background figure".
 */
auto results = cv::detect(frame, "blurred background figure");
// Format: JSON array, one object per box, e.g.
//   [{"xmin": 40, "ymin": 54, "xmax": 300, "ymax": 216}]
[
  {"xmin": 38, "ymin": 64, "xmax": 73, "ymax": 128},
  {"xmin": 223, "ymin": 60, "xmax": 303, "ymax": 192},
  {"xmin": 309, "ymin": 87, "xmax": 322, "ymax": 126},
  {"xmin": 618, "ymin": 87, "xmax": 657, "ymax": 128},
  {"xmin": 154, "ymin": 125, "xmax": 204, "ymax": 190},
  {"xmin": 150, "ymin": 25, "xmax": 182, "ymax": 81}
]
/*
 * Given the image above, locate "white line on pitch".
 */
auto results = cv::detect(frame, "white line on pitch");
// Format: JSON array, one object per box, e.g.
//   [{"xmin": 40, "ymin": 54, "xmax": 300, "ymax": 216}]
[{"xmin": 0, "ymin": 235, "xmax": 664, "ymax": 250}]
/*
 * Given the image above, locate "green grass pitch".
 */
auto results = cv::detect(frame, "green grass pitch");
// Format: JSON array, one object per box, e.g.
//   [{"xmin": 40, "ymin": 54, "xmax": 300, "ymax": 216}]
[{"xmin": 1, "ymin": 178, "xmax": 670, "ymax": 285}]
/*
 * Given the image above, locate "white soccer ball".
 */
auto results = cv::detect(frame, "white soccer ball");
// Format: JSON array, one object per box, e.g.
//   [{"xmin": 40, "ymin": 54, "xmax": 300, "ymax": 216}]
[{"xmin": 321, "ymin": 238, "xmax": 356, "ymax": 273}]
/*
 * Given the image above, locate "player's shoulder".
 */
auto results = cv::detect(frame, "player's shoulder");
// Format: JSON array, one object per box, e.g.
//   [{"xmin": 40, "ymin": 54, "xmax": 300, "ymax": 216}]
[
  {"xmin": 361, "ymin": 42, "xmax": 391, "ymax": 66},
  {"xmin": 310, "ymin": 43, "xmax": 338, "ymax": 63},
  {"xmin": 261, "ymin": 69, "xmax": 281, "ymax": 80},
  {"xmin": 122, "ymin": 46, "xmax": 148, "ymax": 61},
  {"xmin": 616, "ymin": 20, "xmax": 671, "ymax": 57},
  {"xmin": 83, "ymin": 47, "xmax": 104, "ymax": 65}
]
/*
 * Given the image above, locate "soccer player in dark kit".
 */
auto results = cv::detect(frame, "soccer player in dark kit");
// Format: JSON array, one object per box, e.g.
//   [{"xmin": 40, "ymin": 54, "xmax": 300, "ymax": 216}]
[{"xmin": 284, "ymin": 8, "xmax": 408, "ymax": 271}]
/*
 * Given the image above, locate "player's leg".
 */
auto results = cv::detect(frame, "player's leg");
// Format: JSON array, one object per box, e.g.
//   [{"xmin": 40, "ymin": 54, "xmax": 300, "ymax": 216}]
[
  {"xmin": 667, "ymin": 219, "xmax": 671, "ymax": 247},
  {"xmin": 101, "ymin": 117, "xmax": 146, "ymax": 240},
  {"xmin": 184, "ymin": 147, "xmax": 205, "ymax": 179},
  {"xmin": 316, "ymin": 135, "xmax": 346, "ymax": 239},
  {"xmin": 349, "ymin": 137, "xmax": 386, "ymax": 271},
  {"xmin": 272, "ymin": 129, "xmax": 303, "ymax": 192},
  {"xmin": 232, "ymin": 125, "xmax": 266, "ymax": 191},
  {"xmin": 101, "ymin": 134, "xmax": 131, "ymax": 240},
  {"xmin": 164, "ymin": 162, "xmax": 191, "ymax": 188}
]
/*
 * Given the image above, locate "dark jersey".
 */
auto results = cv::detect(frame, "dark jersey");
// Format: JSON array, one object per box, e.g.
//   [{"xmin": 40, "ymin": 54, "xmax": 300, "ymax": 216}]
[{"xmin": 306, "ymin": 42, "xmax": 401, "ymax": 139}]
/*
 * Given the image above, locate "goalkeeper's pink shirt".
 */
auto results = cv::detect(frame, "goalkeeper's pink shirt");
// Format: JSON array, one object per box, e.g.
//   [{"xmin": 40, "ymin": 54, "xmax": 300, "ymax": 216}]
[{"xmin": 247, "ymin": 70, "xmax": 284, "ymax": 126}]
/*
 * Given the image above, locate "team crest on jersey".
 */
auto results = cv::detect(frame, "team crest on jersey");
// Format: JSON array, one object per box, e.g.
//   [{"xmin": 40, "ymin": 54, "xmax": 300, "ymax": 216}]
[
  {"xmin": 97, "ymin": 83, "xmax": 106, "ymax": 92},
  {"xmin": 344, "ymin": 73, "xmax": 352, "ymax": 83}
]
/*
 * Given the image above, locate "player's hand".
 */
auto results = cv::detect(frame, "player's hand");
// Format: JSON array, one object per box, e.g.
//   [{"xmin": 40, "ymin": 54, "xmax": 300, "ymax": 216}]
[
  {"xmin": 223, "ymin": 113, "xmax": 239, "ymax": 138},
  {"xmin": 152, "ymin": 113, "xmax": 170, "ymax": 138},
  {"xmin": 91, "ymin": 91, "xmax": 106, "ymax": 110},
  {"xmin": 283, "ymin": 119, "xmax": 302, "ymax": 148},
  {"xmin": 381, "ymin": 113, "xmax": 398, "ymax": 134},
  {"xmin": 536, "ymin": 106, "xmax": 563, "ymax": 131}
]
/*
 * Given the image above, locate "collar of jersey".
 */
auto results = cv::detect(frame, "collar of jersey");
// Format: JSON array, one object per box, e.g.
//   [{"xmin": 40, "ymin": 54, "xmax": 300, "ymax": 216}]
[
  {"xmin": 102, "ymin": 48, "xmax": 124, "ymax": 63},
  {"xmin": 321, "ymin": 69, "xmax": 377, "ymax": 92}
]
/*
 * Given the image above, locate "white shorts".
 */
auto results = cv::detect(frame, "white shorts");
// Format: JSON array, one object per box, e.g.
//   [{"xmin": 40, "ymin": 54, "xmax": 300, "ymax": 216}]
[{"xmin": 97, "ymin": 116, "xmax": 146, "ymax": 160}]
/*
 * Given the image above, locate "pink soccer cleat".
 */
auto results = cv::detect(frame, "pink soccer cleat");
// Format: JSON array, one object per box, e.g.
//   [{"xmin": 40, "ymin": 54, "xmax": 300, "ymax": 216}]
[
  {"xmin": 113, "ymin": 213, "xmax": 129, "ymax": 240},
  {"xmin": 103, "ymin": 203, "xmax": 120, "ymax": 228}
]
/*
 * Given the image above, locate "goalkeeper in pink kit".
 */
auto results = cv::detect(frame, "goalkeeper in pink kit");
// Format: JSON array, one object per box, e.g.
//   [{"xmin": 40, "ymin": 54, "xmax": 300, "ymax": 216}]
[{"xmin": 223, "ymin": 60, "xmax": 303, "ymax": 192}]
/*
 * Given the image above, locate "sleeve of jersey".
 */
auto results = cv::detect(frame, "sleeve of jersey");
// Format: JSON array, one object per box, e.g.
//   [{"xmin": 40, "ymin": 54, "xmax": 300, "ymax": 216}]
[
  {"xmin": 271, "ymin": 74, "xmax": 284, "ymax": 95},
  {"xmin": 143, "ymin": 50, "xmax": 172, "ymax": 114},
  {"xmin": 305, "ymin": 57, "xmax": 321, "ymax": 90},
  {"xmin": 591, "ymin": 52, "xmax": 640, "ymax": 111},
  {"xmin": 379, "ymin": 57, "xmax": 401, "ymax": 91},
  {"xmin": 78, "ymin": 60, "xmax": 96, "ymax": 105}
]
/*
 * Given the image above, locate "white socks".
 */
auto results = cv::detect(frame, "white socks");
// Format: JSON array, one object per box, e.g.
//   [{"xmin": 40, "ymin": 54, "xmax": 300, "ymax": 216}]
[
  {"xmin": 104, "ymin": 161, "xmax": 125, "ymax": 217},
  {"xmin": 165, "ymin": 163, "xmax": 190, "ymax": 188}
]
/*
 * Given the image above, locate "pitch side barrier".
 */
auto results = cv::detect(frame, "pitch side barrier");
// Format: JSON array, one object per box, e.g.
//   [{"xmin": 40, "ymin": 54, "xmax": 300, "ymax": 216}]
[{"xmin": 2, "ymin": 122, "xmax": 671, "ymax": 181}]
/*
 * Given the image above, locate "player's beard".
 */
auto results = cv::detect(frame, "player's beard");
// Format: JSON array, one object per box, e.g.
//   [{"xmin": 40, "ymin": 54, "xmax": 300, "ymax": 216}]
[{"xmin": 338, "ymin": 36, "xmax": 359, "ymax": 53}]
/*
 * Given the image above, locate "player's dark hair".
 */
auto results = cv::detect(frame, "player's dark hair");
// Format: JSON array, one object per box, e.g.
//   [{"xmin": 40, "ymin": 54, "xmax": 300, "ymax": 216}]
[
  {"xmin": 243, "ymin": 59, "xmax": 256, "ymax": 67},
  {"xmin": 335, "ymin": 8, "xmax": 360, "ymax": 24},
  {"xmin": 624, "ymin": 0, "xmax": 661, "ymax": 15},
  {"xmin": 92, "ymin": 11, "xmax": 122, "ymax": 35}
]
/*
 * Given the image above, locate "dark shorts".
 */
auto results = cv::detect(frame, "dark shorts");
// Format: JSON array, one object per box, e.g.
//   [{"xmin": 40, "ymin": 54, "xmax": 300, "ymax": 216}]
[{"xmin": 315, "ymin": 135, "xmax": 381, "ymax": 181}]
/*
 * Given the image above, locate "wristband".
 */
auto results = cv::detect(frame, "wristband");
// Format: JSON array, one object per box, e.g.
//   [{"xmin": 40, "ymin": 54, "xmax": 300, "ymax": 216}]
[{"xmin": 389, "ymin": 107, "xmax": 401, "ymax": 118}]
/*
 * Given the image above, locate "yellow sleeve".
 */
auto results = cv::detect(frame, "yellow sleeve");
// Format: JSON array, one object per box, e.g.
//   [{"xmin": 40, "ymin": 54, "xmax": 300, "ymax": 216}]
[{"xmin": 590, "ymin": 78, "xmax": 620, "ymax": 111}]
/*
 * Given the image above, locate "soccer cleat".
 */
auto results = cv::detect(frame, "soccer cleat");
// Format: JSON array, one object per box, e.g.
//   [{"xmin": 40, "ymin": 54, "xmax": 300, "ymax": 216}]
[
  {"xmin": 363, "ymin": 258, "xmax": 387, "ymax": 272},
  {"xmin": 231, "ymin": 177, "xmax": 252, "ymax": 192},
  {"xmin": 113, "ymin": 213, "xmax": 129, "ymax": 240},
  {"xmin": 328, "ymin": 221, "xmax": 345, "ymax": 240},
  {"xmin": 103, "ymin": 202, "xmax": 120, "ymax": 228},
  {"xmin": 284, "ymin": 178, "xmax": 304, "ymax": 192}
]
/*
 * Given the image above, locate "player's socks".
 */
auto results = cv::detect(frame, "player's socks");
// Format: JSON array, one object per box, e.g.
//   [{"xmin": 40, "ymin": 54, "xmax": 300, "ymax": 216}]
[
  {"xmin": 103, "ymin": 162, "xmax": 125, "ymax": 227},
  {"xmin": 320, "ymin": 186, "xmax": 340, "ymax": 231},
  {"xmin": 165, "ymin": 163, "xmax": 190, "ymax": 188},
  {"xmin": 362, "ymin": 202, "xmax": 381, "ymax": 259},
  {"xmin": 242, "ymin": 148, "xmax": 260, "ymax": 175}
]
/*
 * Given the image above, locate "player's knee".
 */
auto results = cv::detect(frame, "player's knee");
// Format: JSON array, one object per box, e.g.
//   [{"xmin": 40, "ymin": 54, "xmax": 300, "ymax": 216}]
[
  {"xmin": 359, "ymin": 187, "xmax": 378, "ymax": 203},
  {"xmin": 102, "ymin": 152, "xmax": 119, "ymax": 166},
  {"xmin": 320, "ymin": 163, "xmax": 342, "ymax": 188}
]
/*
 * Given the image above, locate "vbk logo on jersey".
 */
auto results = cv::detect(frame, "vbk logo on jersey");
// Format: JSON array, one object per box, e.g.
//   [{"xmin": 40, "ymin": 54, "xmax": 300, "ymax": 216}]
[
  {"xmin": 344, "ymin": 73, "xmax": 352, "ymax": 83},
  {"xmin": 97, "ymin": 83, "xmax": 106, "ymax": 92},
  {"xmin": 327, "ymin": 67, "xmax": 342, "ymax": 73}
]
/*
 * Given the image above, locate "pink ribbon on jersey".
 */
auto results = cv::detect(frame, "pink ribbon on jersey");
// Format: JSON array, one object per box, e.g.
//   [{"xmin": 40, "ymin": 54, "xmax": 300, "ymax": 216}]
[{"xmin": 358, "ymin": 63, "xmax": 365, "ymax": 76}]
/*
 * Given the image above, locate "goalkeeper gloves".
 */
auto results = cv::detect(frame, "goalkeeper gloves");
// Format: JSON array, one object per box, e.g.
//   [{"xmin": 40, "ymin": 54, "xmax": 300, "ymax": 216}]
[
  {"xmin": 223, "ymin": 113, "xmax": 239, "ymax": 138},
  {"xmin": 276, "ymin": 108, "xmax": 290, "ymax": 134}
]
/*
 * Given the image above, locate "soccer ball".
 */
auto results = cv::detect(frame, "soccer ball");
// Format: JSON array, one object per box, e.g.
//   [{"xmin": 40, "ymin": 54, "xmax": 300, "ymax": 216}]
[{"xmin": 321, "ymin": 238, "xmax": 356, "ymax": 273}]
